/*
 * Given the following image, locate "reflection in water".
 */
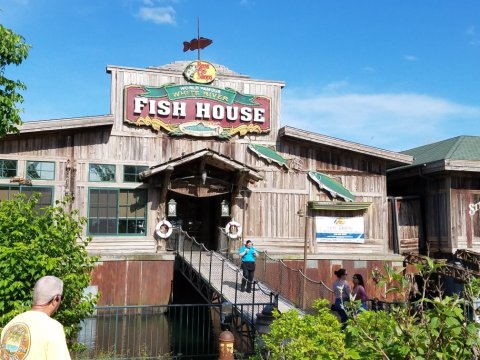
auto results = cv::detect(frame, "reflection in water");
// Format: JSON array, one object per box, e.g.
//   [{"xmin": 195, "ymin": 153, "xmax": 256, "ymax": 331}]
[{"xmin": 77, "ymin": 305, "xmax": 219, "ymax": 359}]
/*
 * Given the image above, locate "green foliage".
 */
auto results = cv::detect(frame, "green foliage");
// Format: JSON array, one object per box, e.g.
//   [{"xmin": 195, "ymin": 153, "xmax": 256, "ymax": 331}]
[
  {"xmin": 0, "ymin": 24, "xmax": 30, "ymax": 138},
  {"xmin": 255, "ymin": 259, "xmax": 480, "ymax": 359},
  {"xmin": 254, "ymin": 299, "xmax": 358, "ymax": 359},
  {"xmin": 345, "ymin": 260, "xmax": 480, "ymax": 360},
  {"xmin": 0, "ymin": 194, "xmax": 98, "ymax": 342}
]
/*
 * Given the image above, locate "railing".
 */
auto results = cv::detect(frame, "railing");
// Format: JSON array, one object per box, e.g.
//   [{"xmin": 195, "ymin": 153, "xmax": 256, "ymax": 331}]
[
  {"xmin": 75, "ymin": 304, "xmax": 221, "ymax": 359},
  {"xmin": 167, "ymin": 228, "xmax": 333, "ymax": 314},
  {"xmin": 218, "ymin": 228, "xmax": 333, "ymax": 312},
  {"xmin": 166, "ymin": 228, "xmax": 277, "ymax": 317}
]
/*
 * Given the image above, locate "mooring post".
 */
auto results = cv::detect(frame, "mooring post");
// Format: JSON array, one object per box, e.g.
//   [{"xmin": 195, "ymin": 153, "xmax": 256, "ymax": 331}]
[{"xmin": 218, "ymin": 330, "xmax": 234, "ymax": 359}]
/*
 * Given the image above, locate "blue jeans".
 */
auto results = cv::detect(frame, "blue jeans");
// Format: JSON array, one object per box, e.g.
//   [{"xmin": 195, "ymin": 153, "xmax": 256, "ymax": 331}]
[{"xmin": 334, "ymin": 298, "xmax": 348, "ymax": 323}]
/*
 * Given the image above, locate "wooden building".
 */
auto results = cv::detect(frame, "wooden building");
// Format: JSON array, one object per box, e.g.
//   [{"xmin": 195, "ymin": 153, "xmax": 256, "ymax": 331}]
[
  {"xmin": 0, "ymin": 61, "xmax": 413, "ymax": 305},
  {"xmin": 388, "ymin": 136, "xmax": 480, "ymax": 257}
]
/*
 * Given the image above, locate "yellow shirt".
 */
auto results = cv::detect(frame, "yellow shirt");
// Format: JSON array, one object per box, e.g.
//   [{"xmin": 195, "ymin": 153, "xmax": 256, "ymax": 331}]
[{"xmin": 0, "ymin": 310, "xmax": 71, "ymax": 359}]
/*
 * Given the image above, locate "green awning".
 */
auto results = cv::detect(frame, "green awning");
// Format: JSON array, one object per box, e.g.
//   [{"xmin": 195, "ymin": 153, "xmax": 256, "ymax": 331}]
[
  {"xmin": 248, "ymin": 144, "xmax": 289, "ymax": 168},
  {"xmin": 308, "ymin": 171, "xmax": 355, "ymax": 202},
  {"xmin": 308, "ymin": 201, "xmax": 371, "ymax": 211}
]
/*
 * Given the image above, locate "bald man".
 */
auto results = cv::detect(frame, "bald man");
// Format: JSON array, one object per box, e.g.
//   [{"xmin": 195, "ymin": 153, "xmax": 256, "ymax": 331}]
[{"xmin": 0, "ymin": 276, "xmax": 71, "ymax": 359}]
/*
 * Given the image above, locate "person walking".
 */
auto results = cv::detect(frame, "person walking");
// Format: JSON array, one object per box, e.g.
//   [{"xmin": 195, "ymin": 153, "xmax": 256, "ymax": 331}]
[
  {"xmin": 352, "ymin": 273, "xmax": 368, "ymax": 310},
  {"xmin": 332, "ymin": 268, "xmax": 351, "ymax": 325},
  {"xmin": 238, "ymin": 240, "xmax": 258, "ymax": 293},
  {"xmin": 0, "ymin": 275, "xmax": 71, "ymax": 359}
]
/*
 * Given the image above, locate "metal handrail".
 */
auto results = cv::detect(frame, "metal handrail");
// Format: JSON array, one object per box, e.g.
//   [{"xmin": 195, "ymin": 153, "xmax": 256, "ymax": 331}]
[
  {"xmin": 217, "ymin": 227, "xmax": 333, "ymax": 311},
  {"xmin": 167, "ymin": 228, "xmax": 277, "ymax": 321},
  {"xmin": 167, "ymin": 227, "xmax": 332, "ymax": 312}
]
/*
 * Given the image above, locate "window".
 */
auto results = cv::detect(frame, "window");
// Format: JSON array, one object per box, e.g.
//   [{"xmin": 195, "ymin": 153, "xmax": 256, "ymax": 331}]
[
  {"xmin": 124, "ymin": 165, "xmax": 149, "ymax": 182},
  {"xmin": 0, "ymin": 160, "xmax": 17, "ymax": 178},
  {"xmin": 88, "ymin": 188, "xmax": 147, "ymax": 235},
  {"xmin": 0, "ymin": 185, "xmax": 53, "ymax": 209},
  {"xmin": 26, "ymin": 161, "xmax": 55, "ymax": 180},
  {"xmin": 89, "ymin": 164, "xmax": 116, "ymax": 182}
]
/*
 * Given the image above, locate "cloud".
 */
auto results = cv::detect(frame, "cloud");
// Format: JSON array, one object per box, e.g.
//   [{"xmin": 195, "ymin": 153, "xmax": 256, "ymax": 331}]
[
  {"xmin": 362, "ymin": 66, "xmax": 376, "ymax": 73},
  {"xmin": 137, "ymin": 5, "xmax": 176, "ymax": 24},
  {"xmin": 403, "ymin": 55, "xmax": 417, "ymax": 61},
  {"xmin": 466, "ymin": 25, "xmax": 480, "ymax": 46},
  {"xmin": 281, "ymin": 88, "xmax": 480, "ymax": 151}
]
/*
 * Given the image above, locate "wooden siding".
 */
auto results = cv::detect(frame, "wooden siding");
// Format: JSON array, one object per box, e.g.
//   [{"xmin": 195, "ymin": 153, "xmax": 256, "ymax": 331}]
[
  {"xmin": 91, "ymin": 258, "xmax": 174, "ymax": 306},
  {"xmin": 0, "ymin": 125, "xmax": 393, "ymax": 256},
  {"xmin": 395, "ymin": 197, "xmax": 423, "ymax": 254},
  {"xmin": 450, "ymin": 175, "xmax": 480, "ymax": 252},
  {"xmin": 0, "ymin": 64, "xmax": 399, "ymax": 259}
]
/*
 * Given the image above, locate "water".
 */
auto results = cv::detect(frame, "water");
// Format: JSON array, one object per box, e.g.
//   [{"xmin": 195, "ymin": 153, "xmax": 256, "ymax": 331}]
[{"xmin": 76, "ymin": 305, "xmax": 220, "ymax": 359}]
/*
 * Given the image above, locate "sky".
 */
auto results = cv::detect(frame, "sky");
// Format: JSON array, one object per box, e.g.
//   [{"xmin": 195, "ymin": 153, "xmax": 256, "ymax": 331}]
[{"xmin": 1, "ymin": 0, "xmax": 480, "ymax": 152}]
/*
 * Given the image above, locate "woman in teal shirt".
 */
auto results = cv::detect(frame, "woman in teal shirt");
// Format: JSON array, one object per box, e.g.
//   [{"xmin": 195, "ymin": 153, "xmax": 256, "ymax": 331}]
[{"xmin": 238, "ymin": 240, "xmax": 258, "ymax": 293}]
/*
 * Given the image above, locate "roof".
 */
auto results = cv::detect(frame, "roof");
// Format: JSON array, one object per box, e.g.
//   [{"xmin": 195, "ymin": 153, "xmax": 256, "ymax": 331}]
[
  {"xmin": 17, "ymin": 115, "xmax": 114, "ymax": 134},
  {"xmin": 279, "ymin": 126, "xmax": 413, "ymax": 165},
  {"xmin": 106, "ymin": 63, "xmax": 286, "ymax": 87},
  {"xmin": 141, "ymin": 148, "xmax": 263, "ymax": 181},
  {"xmin": 390, "ymin": 135, "xmax": 480, "ymax": 174},
  {"xmin": 403, "ymin": 136, "xmax": 480, "ymax": 164}
]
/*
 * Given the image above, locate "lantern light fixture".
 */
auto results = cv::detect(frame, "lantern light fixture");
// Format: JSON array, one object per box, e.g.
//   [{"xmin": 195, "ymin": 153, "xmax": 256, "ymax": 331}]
[
  {"xmin": 167, "ymin": 199, "xmax": 177, "ymax": 218},
  {"xmin": 220, "ymin": 200, "xmax": 230, "ymax": 217}
]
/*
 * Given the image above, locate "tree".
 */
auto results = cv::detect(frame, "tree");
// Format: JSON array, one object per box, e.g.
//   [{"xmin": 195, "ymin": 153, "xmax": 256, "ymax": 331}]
[
  {"xmin": 0, "ymin": 24, "xmax": 30, "ymax": 138},
  {"xmin": 0, "ymin": 194, "xmax": 98, "ymax": 342}
]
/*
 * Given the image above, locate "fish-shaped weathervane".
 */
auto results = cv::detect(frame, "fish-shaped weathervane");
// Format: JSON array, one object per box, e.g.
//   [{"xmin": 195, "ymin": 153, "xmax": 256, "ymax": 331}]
[
  {"xmin": 183, "ymin": 18, "xmax": 213, "ymax": 62},
  {"xmin": 183, "ymin": 37, "xmax": 213, "ymax": 52}
]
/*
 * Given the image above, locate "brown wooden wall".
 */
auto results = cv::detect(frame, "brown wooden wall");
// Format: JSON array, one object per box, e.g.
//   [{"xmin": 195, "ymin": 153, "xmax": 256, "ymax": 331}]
[
  {"xmin": 91, "ymin": 258, "xmax": 174, "ymax": 306},
  {"xmin": 450, "ymin": 174, "xmax": 480, "ymax": 252},
  {"xmin": 0, "ymin": 125, "xmax": 394, "ymax": 256},
  {"xmin": 388, "ymin": 172, "xmax": 480, "ymax": 255},
  {"xmin": 0, "ymin": 65, "xmax": 398, "ymax": 259}
]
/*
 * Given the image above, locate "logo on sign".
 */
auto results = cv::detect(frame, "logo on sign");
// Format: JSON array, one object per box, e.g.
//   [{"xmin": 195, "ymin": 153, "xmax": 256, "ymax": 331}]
[{"xmin": 183, "ymin": 61, "xmax": 216, "ymax": 84}]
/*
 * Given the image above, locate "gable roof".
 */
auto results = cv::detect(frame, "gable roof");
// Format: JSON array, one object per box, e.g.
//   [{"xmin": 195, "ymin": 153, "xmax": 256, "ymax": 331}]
[
  {"xmin": 403, "ymin": 136, "xmax": 480, "ymax": 164},
  {"xmin": 141, "ymin": 148, "xmax": 263, "ymax": 182},
  {"xmin": 279, "ymin": 126, "xmax": 413, "ymax": 165},
  {"xmin": 390, "ymin": 135, "xmax": 480, "ymax": 174}
]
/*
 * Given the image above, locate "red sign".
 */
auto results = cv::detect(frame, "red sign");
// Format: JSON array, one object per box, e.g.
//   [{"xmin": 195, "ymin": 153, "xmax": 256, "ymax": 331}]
[{"xmin": 124, "ymin": 84, "xmax": 271, "ymax": 138}]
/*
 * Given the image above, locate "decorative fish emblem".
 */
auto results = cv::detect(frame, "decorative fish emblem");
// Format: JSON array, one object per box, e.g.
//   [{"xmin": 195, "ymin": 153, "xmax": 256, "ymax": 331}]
[
  {"xmin": 183, "ymin": 37, "xmax": 213, "ymax": 52},
  {"xmin": 183, "ymin": 63, "xmax": 198, "ymax": 81}
]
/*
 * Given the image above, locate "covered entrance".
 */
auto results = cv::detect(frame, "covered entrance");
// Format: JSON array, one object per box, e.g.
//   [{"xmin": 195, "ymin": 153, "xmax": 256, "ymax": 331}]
[
  {"xmin": 140, "ymin": 148, "xmax": 263, "ymax": 249},
  {"xmin": 169, "ymin": 193, "xmax": 227, "ymax": 249}
]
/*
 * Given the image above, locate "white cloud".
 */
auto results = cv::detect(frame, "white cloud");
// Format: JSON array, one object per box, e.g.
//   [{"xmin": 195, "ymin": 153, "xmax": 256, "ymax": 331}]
[
  {"xmin": 362, "ymin": 66, "xmax": 376, "ymax": 73},
  {"xmin": 281, "ymin": 89, "xmax": 480, "ymax": 151},
  {"xmin": 403, "ymin": 55, "xmax": 417, "ymax": 61},
  {"xmin": 137, "ymin": 5, "xmax": 176, "ymax": 24},
  {"xmin": 466, "ymin": 25, "xmax": 479, "ymax": 46}
]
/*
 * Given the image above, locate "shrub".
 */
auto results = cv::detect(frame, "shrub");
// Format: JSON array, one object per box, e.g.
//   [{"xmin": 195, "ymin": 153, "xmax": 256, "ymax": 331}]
[{"xmin": 0, "ymin": 194, "xmax": 98, "ymax": 341}]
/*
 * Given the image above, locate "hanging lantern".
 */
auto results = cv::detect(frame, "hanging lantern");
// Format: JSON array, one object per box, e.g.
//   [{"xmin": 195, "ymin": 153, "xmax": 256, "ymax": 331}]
[
  {"xmin": 221, "ymin": 200, "xmax": 230, "ymax": 217},
  {"xmin": 167, "ymin": 199, "xmax": 177, "ymax": 218}
]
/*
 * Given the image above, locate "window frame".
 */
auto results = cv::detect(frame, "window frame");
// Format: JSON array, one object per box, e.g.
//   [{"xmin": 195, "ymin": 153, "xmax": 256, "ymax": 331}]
[
  {"xmin": 88, "ymin": 163, "xmax": 116, "ymax": 183},
  {"xmin": 0, "ymin": 185, "xmax": 54, "ymax": 209},
  {"xmin": 0, "ymin": 159, "xmax": 18, "ymax": 178},
  {"xmin": 26, "ymin": 161, "xmax": 55, "ymax": 180},
  {"xmin": 87, "ymin": 187, "xmax": 148, "ymax": 236},
  {"xmin": 123, "ymin": 165, "xmax": 149, "ymax": 183}
]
